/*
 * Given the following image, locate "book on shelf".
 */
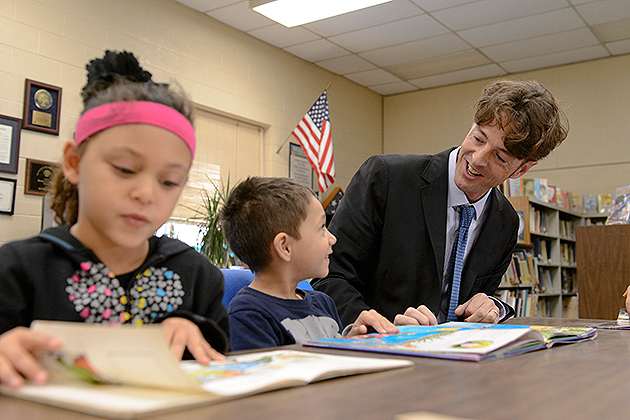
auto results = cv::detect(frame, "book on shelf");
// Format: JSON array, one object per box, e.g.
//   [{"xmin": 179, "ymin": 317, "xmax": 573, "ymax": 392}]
[
  {"xmin": 522, "ymin": 178, "xmax": 535, "ymax": 198},
  {"xmin": 304, "ymin": 323, "xmax": 596, "ymax": 362},
  {"xmin": 495, "ymin": 289, "xmax": 538, "ymax": 317},
  {"xmin": 0, "ymin": 321, "xmax": 411, "ymax": 419},
  {"xmin": 508, "ymin": 178, "xmax": 523, "ymax": 196},
  {"xmin": 556, "ymin": 189, "xmax": 570, "ymax": 209},
  {"xmin": 605, "ymin": 184, "xmax": 630, "ymax": 225},
  {"xmin": 571, "ymin": 195, "xmax": 583, "ymax": 213},
  {"xmin": 597, "ymin": 193, "xmax": 613, "ymax": 215},
  {"xmin": 583, "ymin": 194, "xmax": 598, "ymax": 213},
  {"xmin": 533, "ymin": 178, "xmax": 548, "ymax": 202}
]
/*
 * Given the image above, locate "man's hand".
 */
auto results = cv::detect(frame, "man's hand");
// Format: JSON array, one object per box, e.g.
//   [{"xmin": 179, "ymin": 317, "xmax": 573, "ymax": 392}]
[
  {"xmin": 349, "ymin": 309, "xmax": 399, "ymax": 336},
  {"xmin": 455, "ymin": 293, "xmax": 501, "ymax": 323},
  {"xmin": 393, "ymin": 305, "xmax": 438, "ymax": 326},
  {"xmin": 0, "ymin": 327, "xmax": 62, "ymax": 389},
  {"xmin": 161, "ymin": 318, "xmax": 225, "ymax": 363}
]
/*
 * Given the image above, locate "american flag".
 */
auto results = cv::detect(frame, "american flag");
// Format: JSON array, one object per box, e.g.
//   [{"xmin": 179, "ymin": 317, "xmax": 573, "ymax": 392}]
[{"xmin": 291, "ymin": 90, "xmax": 335, "ymax": 193}]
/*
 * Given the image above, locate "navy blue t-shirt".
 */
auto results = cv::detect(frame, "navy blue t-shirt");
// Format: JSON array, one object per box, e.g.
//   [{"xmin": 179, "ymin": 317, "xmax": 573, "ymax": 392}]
[{"xmin": 228, "ymin": 287, "xmax": 343, "ymax": 351}]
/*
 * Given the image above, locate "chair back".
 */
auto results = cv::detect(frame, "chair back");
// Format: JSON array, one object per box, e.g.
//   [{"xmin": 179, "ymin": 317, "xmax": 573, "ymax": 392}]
[{"xmin": 220, "ymin": 268, "xmax": 313, "ymax": 307}]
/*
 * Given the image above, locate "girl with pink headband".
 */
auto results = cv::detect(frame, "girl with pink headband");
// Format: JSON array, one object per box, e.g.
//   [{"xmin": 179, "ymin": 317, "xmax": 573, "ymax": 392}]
[{"xmin": 0, "ymin": 50, "xmax": 230, "ymax": 389}]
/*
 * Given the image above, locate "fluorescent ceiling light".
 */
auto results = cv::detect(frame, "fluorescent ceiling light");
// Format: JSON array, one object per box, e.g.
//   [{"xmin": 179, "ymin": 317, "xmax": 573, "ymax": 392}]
[{"xmin": 250, "ymin": 0, "xmax": 393, "ymax": 28}]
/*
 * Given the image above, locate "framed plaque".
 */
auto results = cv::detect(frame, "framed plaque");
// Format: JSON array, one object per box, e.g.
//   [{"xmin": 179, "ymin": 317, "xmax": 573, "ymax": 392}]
[
  {"xmin": 25, "ymin": 158, "xmax": 60, "ymax": 196},
  {"xmin": 0, "ymin": 177, "xmax": 17, "ymax": 215},
  {"xmin": 22, "ymin": 79, "xmax": 62, "ymax": 135},
  {"xmin": 0, "ymin": 114, "xmax": 21, "ymax": 174}
]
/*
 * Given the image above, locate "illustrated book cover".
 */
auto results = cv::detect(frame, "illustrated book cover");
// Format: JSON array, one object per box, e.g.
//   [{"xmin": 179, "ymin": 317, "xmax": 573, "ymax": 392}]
[
  {"xmin": 304, "ymin": 322, "xmax": 597, "ymax": 362},
  {"xmin": 605, "ymin": 185, "xmax": 630, "ymax": 225},
  {"xmin": 0, "ymin": 321, "xmax": 412, "ymax": 419}
]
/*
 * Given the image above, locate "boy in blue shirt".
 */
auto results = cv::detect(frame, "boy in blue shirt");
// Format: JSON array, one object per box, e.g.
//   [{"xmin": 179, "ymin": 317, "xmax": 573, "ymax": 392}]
[{"xmin": 221, "ymin": 177, "xmax": 398, "ymax": 350}]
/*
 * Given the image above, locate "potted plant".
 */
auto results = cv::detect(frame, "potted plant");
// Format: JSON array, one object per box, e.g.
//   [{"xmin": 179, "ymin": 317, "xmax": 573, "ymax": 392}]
[{"xmin": 188, "ymin": 176, "xmax": 238, "ymax": 268}]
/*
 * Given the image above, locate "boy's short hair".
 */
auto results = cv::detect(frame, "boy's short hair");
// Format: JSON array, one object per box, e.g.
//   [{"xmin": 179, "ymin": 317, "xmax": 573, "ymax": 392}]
[
  {"xmin": 220, "ymin": 176, "xmax": 316, "ymax": 273},
  {"xmin": 474, "ymin": 79, "xmax": 569, "ymax": 162}
]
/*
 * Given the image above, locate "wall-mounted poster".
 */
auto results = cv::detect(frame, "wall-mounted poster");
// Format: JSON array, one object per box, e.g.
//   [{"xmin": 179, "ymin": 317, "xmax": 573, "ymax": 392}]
[
  {"xmin": 289, "ymin": 143, "xmax": 313, "ymax": 191},
  {"xmin": 22, "ymin": 79, "xmax": 62, "ymax": 135}
]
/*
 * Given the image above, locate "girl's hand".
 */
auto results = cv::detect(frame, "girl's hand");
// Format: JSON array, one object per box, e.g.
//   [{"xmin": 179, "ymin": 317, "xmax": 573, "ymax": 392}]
[
  {"xmin": 0, "ymin": 327, "xmax": 62, "ymax": 389},
  {"xmin": 160, "ymin": 318, "xmax": 225, "ymax": 364}
]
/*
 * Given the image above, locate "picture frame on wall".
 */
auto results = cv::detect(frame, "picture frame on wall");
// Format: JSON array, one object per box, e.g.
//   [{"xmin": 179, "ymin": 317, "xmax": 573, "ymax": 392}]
[
  {"xmin": 25, "ymin": 158, "xmax": 60, "ymax": 196},
  {"xmin": 22, "ymin": 79, "xmax": 62, "ymax": 135},
  {"xmin": 0, "ymin": 114, "xmax": 21, "ymax": 174},
  {"xmin": 0, "ymin": 177, "xmax": 17, "ymax": 215},
  {"xmin": 288, "ymin": 143, "xmax": 314, "ymax": 191}
]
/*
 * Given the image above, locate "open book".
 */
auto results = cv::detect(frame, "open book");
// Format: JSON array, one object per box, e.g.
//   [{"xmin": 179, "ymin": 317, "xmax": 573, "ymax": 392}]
[
  {"xmin": 0, "ymin": 321, "xmax": 412, "ymax": 419},
  {"xmin": 304, "ymin": 322, "xmax": 597, "ymax": 362}
]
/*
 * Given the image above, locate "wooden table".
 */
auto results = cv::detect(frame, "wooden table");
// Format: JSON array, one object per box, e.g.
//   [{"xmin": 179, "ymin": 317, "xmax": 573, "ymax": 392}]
[{"xmin": 2, "ymin": 317, "xmax": 629, "ymax": 420}]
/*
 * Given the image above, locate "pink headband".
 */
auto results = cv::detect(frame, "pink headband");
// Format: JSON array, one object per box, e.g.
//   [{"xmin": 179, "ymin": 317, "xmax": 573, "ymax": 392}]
[{"xmin": 74, "ymin": 101, "xmax": 195, "ymax": 158}]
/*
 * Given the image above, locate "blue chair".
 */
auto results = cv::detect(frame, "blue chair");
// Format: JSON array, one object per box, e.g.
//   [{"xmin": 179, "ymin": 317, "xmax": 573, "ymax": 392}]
[{"xmin": 220, "ymin": 268, "xmax": 313, "ymax": 307}]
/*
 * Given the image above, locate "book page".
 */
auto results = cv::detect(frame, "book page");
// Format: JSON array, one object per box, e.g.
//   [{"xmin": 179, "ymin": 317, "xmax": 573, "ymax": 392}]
[{"xmin": 31, "ymin": 321, "xmax": 204, "ymax": 392}]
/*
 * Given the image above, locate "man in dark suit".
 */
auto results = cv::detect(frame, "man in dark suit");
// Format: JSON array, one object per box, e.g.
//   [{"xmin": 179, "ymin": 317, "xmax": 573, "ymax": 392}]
[{"xmin": 312, "ymin": 80, "xmax": 569, "ymax": 326}]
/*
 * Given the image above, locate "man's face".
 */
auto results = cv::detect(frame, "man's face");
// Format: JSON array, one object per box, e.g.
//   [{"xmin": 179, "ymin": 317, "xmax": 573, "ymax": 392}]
[{"xmin": 454, "ymin": 123, "xmax": 536, "ymax": 203}]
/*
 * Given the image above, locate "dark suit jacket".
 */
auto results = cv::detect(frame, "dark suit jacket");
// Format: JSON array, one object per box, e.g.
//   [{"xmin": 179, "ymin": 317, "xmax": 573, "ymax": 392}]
[{"xmin": 312, "ymin": 149, "xmax": 518, "ymax": 326}]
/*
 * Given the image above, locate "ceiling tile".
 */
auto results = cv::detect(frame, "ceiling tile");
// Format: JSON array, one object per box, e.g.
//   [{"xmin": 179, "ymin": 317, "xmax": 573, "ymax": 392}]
[
  {"xmin": 410, "ymin": 0, "xmax": 481, "ymax": 13},
  {"xmin": 303, "ymin": 1, "xmax": 424, "ymax": 37},
  {"xmin": 592, "ymin": 17, "xmax": 630, "ymax": 43},
  {"xmin": 316, "ymin": 55, "xmax": 377, "ymax": 74},
  {"xmin": 606, "ymin": 38, "xmax": 630, "ymax": 55},
  {"xmin": 329, "ymin": 14, "xmax": 449, "ymax": 52},
  {"xmin": 344, "ymin": 69, "xmax": 402, "ymax": 86},
  {"xmin": 206, "ymin": 1, "xmax": 272, "ymax": 32},
  {"xmin": 500, "ymin": 45, "xmax": 609, "ymax": 73},
  {"xmin": 359, "ymin": 33, "xmax": 470, "ymax": 67},
  {"xmin": 577, "ymin": 0, "xmax": 630, "ymax": 25},
  {"xmin": 458, "ymin": 8, "xmax": 585, "ymax": 47},
  {"xmin": 409, "ymin": 63, "xmax": 505, "ymax": 89},
  {"xmin": 388, "ymin": 50, "xmax": 490, "ymax": 79},
  {"xmin": 432, "ymin": 0, "xmax": 568, "ymax": 30},
  {"xmin": 177, "ymin": 0, "xmax": 241, "ymax": 12},
  {"xmin": 568, "ymin": 0, "xmax": 600, "ymax": 4},
  {"xmin": 369, "ymin": 81, "xmax": 419, "ymax": 95},
  {"xmin": 480, "ymin": 27, "xmax": 600, "ymax": 62},
  {"xmin": 247, "ymin": 24, "xmax": 320, "ymax": 48},
  {"xmin": 283, "ymin": 39, "xmax": 349, "ymax": 62}
]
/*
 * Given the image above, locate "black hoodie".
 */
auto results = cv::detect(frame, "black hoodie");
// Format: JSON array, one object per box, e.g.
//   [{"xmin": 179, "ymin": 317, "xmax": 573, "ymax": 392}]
[{"xmin": 0, "ymin": 226, "xmax": 230, "ymax": 353}]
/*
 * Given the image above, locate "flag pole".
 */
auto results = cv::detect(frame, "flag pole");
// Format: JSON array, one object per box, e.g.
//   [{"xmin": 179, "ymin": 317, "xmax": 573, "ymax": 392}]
[
  {"xmin": 275, "ymin": 133, "xmax": 294, "ymax": 154},
  {"xmin": 275, "ymin": 82, "xmax": 333, "ymax": 154}
]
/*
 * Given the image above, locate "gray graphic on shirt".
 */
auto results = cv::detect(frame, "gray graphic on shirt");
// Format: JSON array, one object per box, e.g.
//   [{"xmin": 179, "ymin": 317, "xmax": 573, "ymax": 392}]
[{"xmin": 281, "ymin": 315, "xmax": 341, "ymax": 344}]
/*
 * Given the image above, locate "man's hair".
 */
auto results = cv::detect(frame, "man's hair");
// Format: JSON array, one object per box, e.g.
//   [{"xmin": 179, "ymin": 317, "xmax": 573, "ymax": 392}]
[
  {"xmin": 220, "ymin": 176, "xmax": 316, "ymax": 273},
  {"xmin": 474, "ymin": 80, "xmax": 569, "ymax": 162}
]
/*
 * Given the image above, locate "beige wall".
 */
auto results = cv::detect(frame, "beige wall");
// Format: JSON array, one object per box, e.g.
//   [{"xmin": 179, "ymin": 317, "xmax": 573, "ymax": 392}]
[
  {"xmin": 0, "ymin": 0, "xmax": 383, "ymax": 245},
  {"xmin": 384, "ymin": 54, "xmax": 630, "ymax": 199}
]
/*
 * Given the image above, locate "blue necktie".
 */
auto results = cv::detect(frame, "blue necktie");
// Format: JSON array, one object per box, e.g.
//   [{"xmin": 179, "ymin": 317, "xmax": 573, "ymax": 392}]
[{"xmin": 447, "ymin": 205, "xmax": 476, "ymax": 321}]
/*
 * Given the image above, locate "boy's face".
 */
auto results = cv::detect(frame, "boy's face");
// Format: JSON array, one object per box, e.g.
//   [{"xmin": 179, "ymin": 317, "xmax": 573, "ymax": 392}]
[
  {"xmin": 455, "ymin": 123, "xmax": 536, "ymax": 203},
  {"xmin": 292, "ymin": 195, "xmax": 337, "ymax": 279}
]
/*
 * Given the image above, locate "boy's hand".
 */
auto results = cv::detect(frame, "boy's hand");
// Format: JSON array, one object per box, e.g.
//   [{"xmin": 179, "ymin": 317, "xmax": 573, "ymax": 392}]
[
  {"xmin": 349, "ymin": 309, "xmax": 399, "ymax": 336},
  {"xmin": 625, "ymin": 285, "xmax": 630, "ymax": 313},
  {"xmin": 394, "ymin": 305, "xmax": 438, "ymax": 326},
  {"xmin": 161, "ymin": 317, "xmax": 225, "ymax": 363},
  {"xmin": 0, "ymin": 327, "xmax": 62, "ymax": 389}
]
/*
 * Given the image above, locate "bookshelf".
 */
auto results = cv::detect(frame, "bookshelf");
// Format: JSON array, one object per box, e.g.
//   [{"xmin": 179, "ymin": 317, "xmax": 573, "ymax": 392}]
[{"xmin": 497, "ymin": 196, "xmax": 583, "ymax": 318}]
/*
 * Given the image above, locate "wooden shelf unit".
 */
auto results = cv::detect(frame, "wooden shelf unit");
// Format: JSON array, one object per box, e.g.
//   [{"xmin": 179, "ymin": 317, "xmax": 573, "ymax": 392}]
[{"xmin": 498, "ymin": 196, "xmax": 583, "ymax": 318}]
